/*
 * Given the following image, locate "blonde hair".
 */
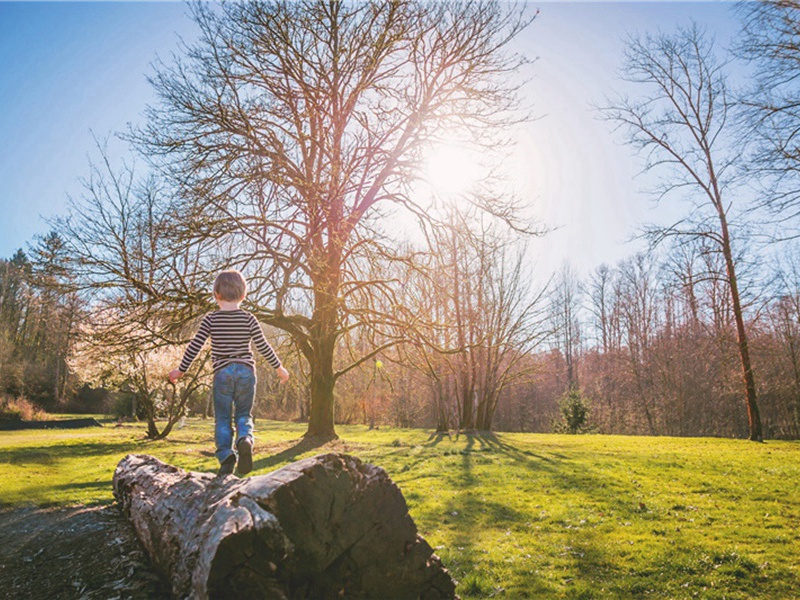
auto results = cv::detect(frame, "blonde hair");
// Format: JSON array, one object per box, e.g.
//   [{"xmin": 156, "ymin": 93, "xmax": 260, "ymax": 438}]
[{"xmin": 214, "ymin": 270, "xmax": 247, "ymax": 302}]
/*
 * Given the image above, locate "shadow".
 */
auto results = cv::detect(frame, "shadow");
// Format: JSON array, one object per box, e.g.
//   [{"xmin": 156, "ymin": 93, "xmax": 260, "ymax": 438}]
[
  {"xmin": 48, "ymin": 480, "xmax": 110, "ymax": 492},
  {"xmin": 415, "ymin": 430, "xmax": 800, "ymax": 598},
  {"xmin": 160, "ymin": 437, "xmax": 209, "ymax": 446},
  {"xmin": 250, "ymin": 436, "xmax": 330, "ymax": 473},
  {"xmin": 434, "ymin": 431, "xmax": 616, "ymax": 596},
  {"xmin": 466, "ymin": 430, "xmax": 557, "ymax": 464},
  {"xmin": 0, "ymin": 440, "xmax": 143, "ymax": 466},
  {"xmin": 432, "ymin": 431, "xmax": 539, "ymax": 597},
  {"xmin": 425, "ymin": 431, "xmax": 453, "ymax": 447}
]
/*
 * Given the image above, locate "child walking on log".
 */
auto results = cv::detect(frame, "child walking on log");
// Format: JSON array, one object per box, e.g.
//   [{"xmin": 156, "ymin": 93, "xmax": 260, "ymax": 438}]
[{"xmin": 169, "ymin": 270, "xmax": 289, "ymax": 476}]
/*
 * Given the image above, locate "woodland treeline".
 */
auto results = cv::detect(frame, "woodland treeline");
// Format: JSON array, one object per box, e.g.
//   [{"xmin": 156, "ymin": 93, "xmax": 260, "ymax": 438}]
[
  {"xmin": 5, "ymin": 234, "xmax": 800, "ymax": 440},
  {"xmin": 1, "ymin": 1, "xmax": 799, "ymax": 440}
]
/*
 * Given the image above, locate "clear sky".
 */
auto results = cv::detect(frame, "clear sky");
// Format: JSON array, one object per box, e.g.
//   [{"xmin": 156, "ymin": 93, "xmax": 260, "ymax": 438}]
[
  {"xmin": 0, "ymin": 1, "xmax": 198, "ymax": 256},
  {"xmin": 0, "ymin": 1, "xmax": 741, "ymax": 276}
]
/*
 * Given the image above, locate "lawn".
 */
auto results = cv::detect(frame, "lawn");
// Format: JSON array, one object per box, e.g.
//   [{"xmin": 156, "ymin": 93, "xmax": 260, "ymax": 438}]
[{"xmin": 1, "ymin": 418, "xmax": 798, "ymax": 599}]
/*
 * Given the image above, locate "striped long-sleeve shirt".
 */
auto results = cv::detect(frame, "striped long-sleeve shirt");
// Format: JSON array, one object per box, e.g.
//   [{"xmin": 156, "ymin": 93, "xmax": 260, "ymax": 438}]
[{"xmin": 178, "ymin": 309, "xmax": 282, "ymax": 373}]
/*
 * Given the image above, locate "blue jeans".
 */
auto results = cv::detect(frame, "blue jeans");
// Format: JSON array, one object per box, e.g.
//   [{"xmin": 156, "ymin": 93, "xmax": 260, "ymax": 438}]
[{"xmin": 213, "ymin": 363, "xmax": 256, "ymax": 464}]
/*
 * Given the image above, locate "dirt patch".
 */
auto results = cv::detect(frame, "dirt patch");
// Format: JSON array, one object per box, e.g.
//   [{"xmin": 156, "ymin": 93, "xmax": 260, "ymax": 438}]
[{"xmin": 0, "ymin": 504, "xmax": 168, "ymax": 599}]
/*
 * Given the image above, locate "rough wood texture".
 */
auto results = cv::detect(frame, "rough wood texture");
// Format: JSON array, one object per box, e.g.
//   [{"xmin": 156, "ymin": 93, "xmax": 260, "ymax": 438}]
[{"xmin": 113, "ymin": 452, "xmax": 457, "ymax": 599}]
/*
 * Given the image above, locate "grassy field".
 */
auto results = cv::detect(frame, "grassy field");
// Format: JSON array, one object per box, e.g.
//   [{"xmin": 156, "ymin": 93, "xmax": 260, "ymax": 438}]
[{"xmin": 1, "ymin": 418, "xmax": 798, "ymax": 599}]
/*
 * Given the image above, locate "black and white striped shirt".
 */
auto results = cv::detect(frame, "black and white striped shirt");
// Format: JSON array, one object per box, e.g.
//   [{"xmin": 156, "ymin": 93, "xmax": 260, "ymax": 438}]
[{"xmin": 178, "ymin": 309, "xmax": 282, "ymax": 373}]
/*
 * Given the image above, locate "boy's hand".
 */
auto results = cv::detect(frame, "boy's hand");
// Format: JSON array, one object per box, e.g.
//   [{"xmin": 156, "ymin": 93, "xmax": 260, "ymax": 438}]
[
  {"xmin": 168, "ymin": 369, "xmax": 184, "ymax": 384},
  {"xmin": 276, "ymin": 366, "xmax": 290, "ymax": 384}
]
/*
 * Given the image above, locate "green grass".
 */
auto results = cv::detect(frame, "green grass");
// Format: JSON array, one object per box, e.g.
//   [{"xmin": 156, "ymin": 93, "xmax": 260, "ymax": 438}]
[{"xmin": 1, "ymin": 418, "xmax": 799, "ymax": 599}]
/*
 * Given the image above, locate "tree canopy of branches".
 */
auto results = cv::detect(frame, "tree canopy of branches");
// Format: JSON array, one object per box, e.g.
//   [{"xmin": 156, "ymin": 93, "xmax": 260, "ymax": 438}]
[
  {"xmin": 55, "ymin": 150, "xmax": 214, "ymax": 439},
  {"xmin": 397, "ymin": 207, "xmax": 546, "ymax": 432},
  {"xmin": 130, "ymin": 0, "xmax": 533, "ymax": 439},
  {"xmin": 601, "ymin": 24, "xmax": 764, "ymax": 441},
  {"xmin": 736, "ymin": 0, "xmax": 800, "ymax": 222}
]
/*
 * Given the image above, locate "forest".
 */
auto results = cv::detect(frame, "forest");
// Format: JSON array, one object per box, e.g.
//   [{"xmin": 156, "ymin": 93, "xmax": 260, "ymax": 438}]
[{"xmin": 1, "ymin": 1, "xmax": 799, "ymax": 442}]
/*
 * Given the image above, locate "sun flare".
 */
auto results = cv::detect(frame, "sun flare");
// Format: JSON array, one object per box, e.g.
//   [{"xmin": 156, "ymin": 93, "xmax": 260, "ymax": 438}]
[{"xmin": 423, "ymin": 141, "xmax": 483, "ymax": 198}]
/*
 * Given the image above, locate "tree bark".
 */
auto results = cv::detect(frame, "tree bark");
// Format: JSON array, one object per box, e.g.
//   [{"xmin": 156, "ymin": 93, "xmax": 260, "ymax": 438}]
[
  {"xmin": 113, "ymin": 453, "xmax": 457, "ymax": 600},
  {"xmin": 306, "ymin": 248, "xmax": 342, "ymax": 440},
  {"xmin": 307, "ymin": 311, "xmax": 338, "ymax": 440}
]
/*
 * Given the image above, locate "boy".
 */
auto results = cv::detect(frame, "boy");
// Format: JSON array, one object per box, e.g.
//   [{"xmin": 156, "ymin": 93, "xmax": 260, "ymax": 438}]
[{"xmin": 169, "ymin": 270, "xmax": 289, "ymax": 476}]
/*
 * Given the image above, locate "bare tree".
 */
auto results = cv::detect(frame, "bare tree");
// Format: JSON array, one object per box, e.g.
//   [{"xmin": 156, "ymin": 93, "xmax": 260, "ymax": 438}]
[
  {"xmin": 763, "ymin": 248, "xmax": 800, "ymax": 437},
  {"xmin": 394, "ymin": 205, "xmax": 546, "ymax": 432},
  {"xmin": 56, "ymin": 150, "xmax": 213, "ymax": 439},
  {"xmin": 588, "ymin": 264, "xmax": 615, "ymax": 354},
  {"xmin": 129, "ymin": 0, "xmax": 533, "ymax": 439},
  {"xmin": 736, "ymin": 0, "xmax": 800, "ymax": 224},
  {"xmin": 549, "ymin": 263, "xmax": 582, "ymax": 391},
  {"xmin": 618, "ymin": 253, "xmax": 661, "ymax": 435},
  {"xmin": 395, "ymin": 251, "xmax": 460, "ymax": 432},
  {"xmin": 602, "ymin": 24, "xmax": 764, "ymax": 441}
]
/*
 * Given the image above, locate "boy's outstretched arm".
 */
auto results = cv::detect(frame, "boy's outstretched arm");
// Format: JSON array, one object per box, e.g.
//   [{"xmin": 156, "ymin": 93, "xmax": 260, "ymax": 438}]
[
  {"xmin": 249, "ymin": 315, "xmax": 289, "ymax": 384},
  {"xmin": 169, "ymin": 315, "xmax": 212, "ymax": 383}
]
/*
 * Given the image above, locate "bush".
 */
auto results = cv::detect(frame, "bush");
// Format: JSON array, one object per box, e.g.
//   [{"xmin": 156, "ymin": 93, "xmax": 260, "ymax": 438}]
[{"xmin": 0, "ymin": 395, "xmax": 47, "ymax": 421}]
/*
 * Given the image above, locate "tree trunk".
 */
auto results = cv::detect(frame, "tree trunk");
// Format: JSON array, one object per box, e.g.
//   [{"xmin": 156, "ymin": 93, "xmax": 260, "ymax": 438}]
[
  {"xmin": 307, "ymin": 340, "xmax": 337, "ymax": 439},
  {"xmin": 204, "ymin": 388, "xmax": 213, "ymax": 419},
  {"xmin": 306, "ymin": 248, "xmax": 341, "ymax": 440},
  {"xmin": 722, "ymin": 247, "xmax": 764, "ymax": 441},
  {"xmin": 145, "ymin": 414, "xmax": 160, "ymax": 439},
  {"xmin": 717, "ymin": 212, "xmax": 763, "ymax": 442},
  {"xmin": 113, "ymin": 453, "xmax": 457, "ymax": 600}
]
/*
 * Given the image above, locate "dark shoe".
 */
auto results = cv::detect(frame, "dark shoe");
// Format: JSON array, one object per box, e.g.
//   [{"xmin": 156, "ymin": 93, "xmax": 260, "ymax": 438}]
[
  {"xmin": 217, "ymin": 454, "xmax": 236, "ymax": 477},
  {"xmin": 237, "ymin": 437, "xmax": 253, "ymax": 475}
]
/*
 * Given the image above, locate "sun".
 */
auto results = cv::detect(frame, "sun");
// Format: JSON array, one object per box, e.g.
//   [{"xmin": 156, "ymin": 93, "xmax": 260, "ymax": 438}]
[{"xmin": 423, "ymin": 141, "xmax": 484, "ymax": 198}]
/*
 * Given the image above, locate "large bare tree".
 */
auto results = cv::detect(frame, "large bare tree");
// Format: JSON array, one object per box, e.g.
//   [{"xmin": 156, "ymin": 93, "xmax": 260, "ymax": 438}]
[
  {"xmin": 602, "ymin": 24, "xmax": 764, "ymax": 440},
  {"xmin": 131, "ymin": 0, "xmax": 533, "ymax": 439}
]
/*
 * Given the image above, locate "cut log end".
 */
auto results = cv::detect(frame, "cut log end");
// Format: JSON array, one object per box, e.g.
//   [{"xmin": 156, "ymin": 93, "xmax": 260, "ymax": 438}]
[{"xmin": 113, "ymin": 452, "xmax": 458, "ymax": 599}]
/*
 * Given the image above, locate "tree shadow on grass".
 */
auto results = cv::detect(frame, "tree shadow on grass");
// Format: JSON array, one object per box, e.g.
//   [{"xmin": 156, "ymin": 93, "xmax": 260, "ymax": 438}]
[
  {"xmin": 0, "ymin": 440, "xmax": 143, "ymax": 466},
  {"xmin": 461, "ymin": 430, "xmax": 557, "ymax": 463},
  {"xmin": 426, "ymin": 430, "xmax": 454, "ymax": 447},
  {"xmin": 417, "ymin": 430, "xmax": 800, "ymax": 598},
  {"xmin": 425, "ymin": 431, "xmax": 625, "ymax": 596},
  {"xmin": 250, "ymin": 436, "xmax": 330, "ymax": 473},
  {"xmin": 434, "ymin": 432, "xmax": 555, "ymax": 597},
  {"xmin": 49, "ymin": 480, "xmax": 110, "ymax": 492},
  {"xmin": 452, "ymin": 432, "xmax": 621, "ymax": 502}
]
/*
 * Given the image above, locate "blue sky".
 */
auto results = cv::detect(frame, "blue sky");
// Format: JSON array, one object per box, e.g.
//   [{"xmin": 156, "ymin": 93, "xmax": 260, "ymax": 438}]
[
  {"xmin": 0, "ymin": 1, "xmax": 742, "ymax": 274},
  {"xmin": 0, "ymin": 1, "xmax": 197, "ymax": 256}
]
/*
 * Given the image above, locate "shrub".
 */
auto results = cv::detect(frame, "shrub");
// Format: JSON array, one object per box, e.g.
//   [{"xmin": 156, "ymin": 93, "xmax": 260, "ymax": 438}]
[
  {"xmin": 554, "ymin": 388, "xmax": 593, "ymax": 434},
  {"xmin": 0, "ymin": 395, "xmax": 47, "ymax": 421}
]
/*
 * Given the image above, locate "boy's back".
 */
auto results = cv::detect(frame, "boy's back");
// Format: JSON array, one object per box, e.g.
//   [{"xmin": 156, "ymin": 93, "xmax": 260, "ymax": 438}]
[{"xmin": 179, "ymin": 308, "xmax": 282, "ymax": 374}]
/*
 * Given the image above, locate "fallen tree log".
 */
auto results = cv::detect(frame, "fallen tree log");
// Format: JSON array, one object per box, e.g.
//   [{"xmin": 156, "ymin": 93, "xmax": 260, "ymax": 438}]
[{"xmin": 113, "ymin": 452, "xmax": 457, "ymax": 599}]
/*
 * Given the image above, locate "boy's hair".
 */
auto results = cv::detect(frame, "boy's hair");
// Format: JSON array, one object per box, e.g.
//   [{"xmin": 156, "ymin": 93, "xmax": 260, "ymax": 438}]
[{"xmin": 214, "ymin": 270, "xmax": 247, "ymax": 302}]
